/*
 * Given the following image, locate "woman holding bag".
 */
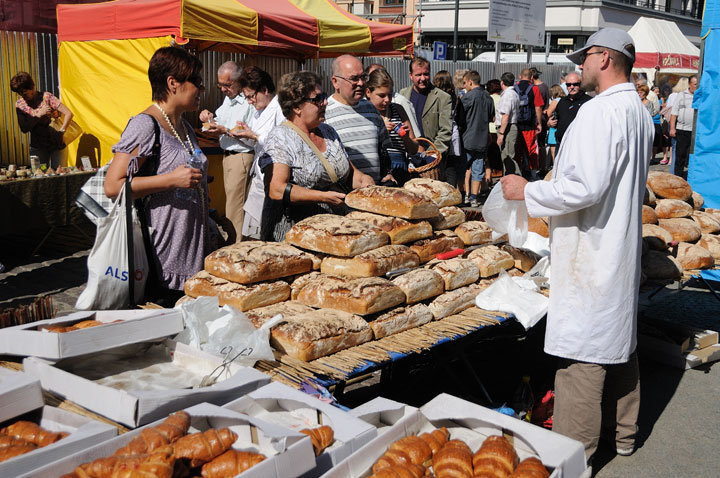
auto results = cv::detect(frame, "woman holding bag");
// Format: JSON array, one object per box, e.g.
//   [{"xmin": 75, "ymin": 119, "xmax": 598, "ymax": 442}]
[{"xmin": 104, "ymin": 46, "xmax": 217, "ymax": 305}]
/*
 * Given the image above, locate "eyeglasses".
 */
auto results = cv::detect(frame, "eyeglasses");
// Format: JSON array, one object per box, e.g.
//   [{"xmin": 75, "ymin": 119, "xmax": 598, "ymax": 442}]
[
  {"xmin": 188, "ymin": 75, "xmax": 204, "ymax": 89},
  {"xmin": 217, "ymin": 81, "xmax": 233, "ymax": 90},
  {"xmin": 579, "ymin": 50, "xmax": 605, "ymax": 64},
  {"xmin": 303, "ymin": 92, "xmax": 328, "ymax": 106},
  {"xmin": 244, "ymin": 90, "xmax": 259, "ymax": 101},
  {"xmin": 566, "ymin": 82, "xmax": 581, "ymax": 87},
  {"xmin": 335, "ymin": 74, "xmax": 368, "ymax": 85}
]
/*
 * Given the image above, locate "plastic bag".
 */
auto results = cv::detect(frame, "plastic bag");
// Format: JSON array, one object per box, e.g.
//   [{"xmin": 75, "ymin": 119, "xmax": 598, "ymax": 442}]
[
  {"xmin": 175, "ymin": 296, "xmax": 280, "ymax": 367},
  {"xmin": 475, "ymin": 269, "xmax": 548, "ymax": 329},
  {"xmin": 482, "ymin": 185, "xmax": 528, "ymax": 247}
]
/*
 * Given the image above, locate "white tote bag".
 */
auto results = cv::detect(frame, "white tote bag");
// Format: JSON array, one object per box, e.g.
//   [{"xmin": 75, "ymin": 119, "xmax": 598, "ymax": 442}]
[{"xmin": 76, "ymin": 182, "xmax": 149, "ymax": 310}]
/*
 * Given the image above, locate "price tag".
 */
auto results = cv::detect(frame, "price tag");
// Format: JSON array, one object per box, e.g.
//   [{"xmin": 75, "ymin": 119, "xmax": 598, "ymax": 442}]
[{"xmin": 81, "ymin": 156, "xmax": 92, "ymax": 170}]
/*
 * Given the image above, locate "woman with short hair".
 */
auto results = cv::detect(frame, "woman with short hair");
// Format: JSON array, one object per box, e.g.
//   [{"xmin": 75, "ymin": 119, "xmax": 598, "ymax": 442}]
[{"xmin": 259, "ymin": 71, "xmax": 374, "ymax": 242}]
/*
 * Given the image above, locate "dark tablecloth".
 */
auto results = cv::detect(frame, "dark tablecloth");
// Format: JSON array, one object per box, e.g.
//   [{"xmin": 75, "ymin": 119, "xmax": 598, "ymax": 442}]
[{"xmin": 0, "ymin": 171, "xmax": 94, "ymax": 235}]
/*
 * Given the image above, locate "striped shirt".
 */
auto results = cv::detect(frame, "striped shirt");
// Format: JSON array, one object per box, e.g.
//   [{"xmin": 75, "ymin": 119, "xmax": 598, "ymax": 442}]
[{"xmin": 324, "ymin": 96, "xmax": 391, "ymax": 181}]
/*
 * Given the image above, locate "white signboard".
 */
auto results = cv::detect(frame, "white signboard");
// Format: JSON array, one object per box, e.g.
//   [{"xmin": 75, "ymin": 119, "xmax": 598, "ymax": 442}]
[{"xmin": 488, "ymin": 0, "xmax": 546, "ymax": 47}]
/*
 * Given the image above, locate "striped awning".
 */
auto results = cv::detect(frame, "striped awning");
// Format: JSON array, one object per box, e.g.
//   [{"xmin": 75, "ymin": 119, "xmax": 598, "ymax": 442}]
[{"xmin": 56, "ymin": 0, "xmax": 413, "ymax": 57}]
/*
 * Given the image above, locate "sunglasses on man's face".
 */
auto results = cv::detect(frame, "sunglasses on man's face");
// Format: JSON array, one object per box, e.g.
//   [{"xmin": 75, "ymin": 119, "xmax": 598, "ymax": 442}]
[
  {"xmin": 566, "ymin": 82, "xmax": 581, "ymax": 87},
  {"xmin": 304, "ymin": 92, "xmax": 328, "ymax": 105}
]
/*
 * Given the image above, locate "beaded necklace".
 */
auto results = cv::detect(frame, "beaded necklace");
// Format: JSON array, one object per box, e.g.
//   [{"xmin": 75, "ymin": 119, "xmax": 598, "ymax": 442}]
[{"xmin": 154, "ymin": 103, "xmax": 193, "ymax": 155}]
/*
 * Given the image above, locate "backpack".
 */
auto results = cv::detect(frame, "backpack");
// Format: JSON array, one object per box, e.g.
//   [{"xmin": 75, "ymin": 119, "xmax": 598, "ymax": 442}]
[{"xmin": 514, "ymin": 82, "xmax": 535, "ymax": 125}]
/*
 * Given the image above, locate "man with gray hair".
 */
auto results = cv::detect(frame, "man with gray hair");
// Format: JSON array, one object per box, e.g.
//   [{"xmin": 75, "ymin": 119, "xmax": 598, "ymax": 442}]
[
  {"xmin": 548, "ymin": 71, "xmax": 592, "ymax": 147},
  {"xmin": 199, "ymin": 61, "xmax": 254, "ymax": 238}
]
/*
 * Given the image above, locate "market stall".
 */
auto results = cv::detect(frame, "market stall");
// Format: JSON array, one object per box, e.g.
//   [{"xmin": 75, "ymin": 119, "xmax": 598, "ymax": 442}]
[{"xmin": 54, "ymin": 0, "xmax": 413, "ymax": 166}]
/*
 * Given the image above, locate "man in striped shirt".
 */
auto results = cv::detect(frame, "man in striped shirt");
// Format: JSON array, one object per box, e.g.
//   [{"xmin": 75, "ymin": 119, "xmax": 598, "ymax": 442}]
[{"xmin": 325, "ymin": 54, "xmax": 393, "ymax": 184}]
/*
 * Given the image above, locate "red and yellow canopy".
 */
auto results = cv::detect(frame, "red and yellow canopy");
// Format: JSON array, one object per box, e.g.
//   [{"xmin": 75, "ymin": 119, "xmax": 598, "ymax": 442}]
[{"xmin": 57, "ymin": 0, "xmax": 413, "ymax": 57}]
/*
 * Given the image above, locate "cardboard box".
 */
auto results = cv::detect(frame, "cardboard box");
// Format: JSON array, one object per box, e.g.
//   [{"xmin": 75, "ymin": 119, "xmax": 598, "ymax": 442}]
[
  {"xmin": 350, "ymin": 397, "xmax": 417, "ymax": 436},
  {"xmin": 0, "ymin": 368, "xmax": 44, "ymax": 423},
  {"xmin": 638, "ymin": 322, "xmax": 720, "ymax": 370},
  {"xmin": 1, "ymin": 405, "xmax": 118, "ymax": 477},
  {"xmin": 324, "ymin": 394, "xmax": 587, "ymax": 478},
  {"xmin": 224, "ymin": 381, "xmax": 377, "ymax": 477},
  {"xmin": 0, "ymin": 309, "xmax": 184, "ymax": 359},
  {"xmin": 23, "ymin": 340, "xmax": 270, "ymax": 427},
  {"xmin": 25, "ymin": 402, "xmax": 316, "ymax": 478}
]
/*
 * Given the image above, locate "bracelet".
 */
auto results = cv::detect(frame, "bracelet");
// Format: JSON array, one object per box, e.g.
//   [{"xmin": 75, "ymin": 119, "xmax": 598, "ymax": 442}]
[
  {"xmin": 282, "ymin": 183, "xmax": 293, "ymax": 207},
  {"xmin": 498, "ymin": 131, "xmax": 504, "ymax": 135}
]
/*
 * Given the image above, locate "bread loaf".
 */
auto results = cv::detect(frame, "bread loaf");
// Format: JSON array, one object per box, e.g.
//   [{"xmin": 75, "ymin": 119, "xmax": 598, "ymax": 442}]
[
  {"xmin": 642, "ymin": 224, "xmax": 673, "ymax": 250},
  {"xmin": 392, "ymin": 268, "xmax": 445, "ymax": 303},
  {"xmin": 509, "ymin": 457, "xmax": 549, "ymax": 478},
  {"xmin": 675, "ymin": 242, "xmax": 715, "ymax": 270},
  {"xmin": 642, "ymin": 205, "xmax": 658, "ymax": 224},
  {"xmin": 368, "ymin": 304, "xmax": 433, "ymax": 339},
  {"xmin": 429, "ymin": 283, "xmax": 487, "ymax": 320},
  {"xmin": 454, "ymin": 221, "xmax": 493, "ymax": 246},
  {"xmin": 184, "ymin": 271, "xmax": 290, "ymax": 311},
  {"xmin": 691, "ymin": 191, "xmax": 704, "ymax": 210},
  {"xmin": 204, "ymin": 241, "xmax": 316, "ymax": 284},
  {"xmin": 501, "ymin": 245, "xmax": 541, "ymax": 272},
  {"xmin": 646, "ymin": 171, "xmax": 692, "ymax": 201},
  {"xmin": 403, "ymin": 178, "xmax": 462, "ymax": 207},
  {"xmin": 658, "ymin": 218, "xmax": 702, "ymax": 243},
  {"xmin": 642, "ymin": 250, "xmax": 683, "ymax": 280},
  {"xmin": 321, "ymin": 245, "xmax": 420, "ymax": 278},
  {"xmin": 704, "ymin": 208, "xmax": 720, "ymax": 225},
  {"xmin": 468, "ymin": 245, "xmax": 516, "ymax": 278},
  {"xmin": 409, "ymin": 233, "xmax": 465, "ymax": 263},
  {"xmin": 244, "ymin": 301, "xmax": 315, "ymax": 328},
  {"xmin": 644, "ymin": 186, "xmax": 657, "ymax": 206},
  {"xmin": 292, "ymin": 273, "xmax": 405, "ymax": 315},
  {"xmin": 527, "ymin": 216, "xmax": 549, "ymax": 238},
  {"xmin": 431, "ymin": 258, "xmax": 480, "ymax": 290},
  {"xmin": 345, "ymin": 186, "xmax": 440, "ymax": 219},
  {"xmin": 655, "ymin": 199, "xmax": 693, "ymax": 219},
  {"xmin": 691, "ymin": 211, "xmax": 720, "ymax": 234},
  {"xmin": 429, "ymin": 206, "xmax": 466, "ymax": 230},
  {"xmin": 285, "ymin": 215, "xmax": 389, "ymax": 257},
  {"xmin": 346, "ymin": 211, "xmax": 432, "ymax": 244},
  {"xmin": 698, "ymin": 234, "xmax": 720, "ymax": 261}
]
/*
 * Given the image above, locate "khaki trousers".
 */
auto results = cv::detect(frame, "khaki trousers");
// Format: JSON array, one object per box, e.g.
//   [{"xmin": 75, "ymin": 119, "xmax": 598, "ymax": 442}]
[
  {"xmin": 222, "ymin": 152, "xmax": 255, "ymax": 240},
  {"xmin": 553, "ymin": 351, "xmax": 640, "ymax": 461},
  {"xmin": 500, "ymin": 124, "xmax": 519, "ymax": 175}
]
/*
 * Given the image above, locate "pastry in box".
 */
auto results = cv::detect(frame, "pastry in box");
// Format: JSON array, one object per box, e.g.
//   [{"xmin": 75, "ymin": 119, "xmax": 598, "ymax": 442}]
[
  {"xmin": 184, "ymin": 271, "xmax": 290, "ymax": 312},
  {"xmin": 320, "ymin": 245, "xmax": 420, "ymax": 278},
  {"xmin": 285, "ymin": 214, "xmax": 389, "ymax": 257},
  {"xmin": 346, "ymin": 211, "xmax": 432, "ymax": 245},
  {"xmin": 345, "ymin": 186, "xmax": 439, "ymax": 219}
]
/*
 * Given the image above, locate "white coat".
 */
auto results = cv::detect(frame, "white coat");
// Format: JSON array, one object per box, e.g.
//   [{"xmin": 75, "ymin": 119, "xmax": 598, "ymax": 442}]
[{"xmin": 524, "ymin": 82, "xmax": 655, "ymax": 364}]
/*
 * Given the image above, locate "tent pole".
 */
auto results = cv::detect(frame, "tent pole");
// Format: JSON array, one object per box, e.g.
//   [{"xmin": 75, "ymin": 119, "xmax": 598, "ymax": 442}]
[{"xmin": 690, "ymin": 38, "xmax": 704, "ymax": 156}]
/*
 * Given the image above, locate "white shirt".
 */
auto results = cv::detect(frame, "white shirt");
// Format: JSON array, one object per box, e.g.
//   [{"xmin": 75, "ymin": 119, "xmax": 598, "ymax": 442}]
[
  {"xmin": 496, "ymin": 86, "xmax": 519, "ymax": 128},
  {"xmin": 215, "ymin": 94, "xmax": 255, "ymax": 153},
  {"xmin": 392, "ymin": 92, "xmax": 421, "ymax": 139},
  {"xmin": 670, "ymin": 90, "xmax": 695, "ymax": 131},
  {"xmin": 242, "ymin": 96, "xmax": 286, "ymax": 232},
  {"xmin": 524, "ymin": 83, "xmax": 654, "ymax": 364}
]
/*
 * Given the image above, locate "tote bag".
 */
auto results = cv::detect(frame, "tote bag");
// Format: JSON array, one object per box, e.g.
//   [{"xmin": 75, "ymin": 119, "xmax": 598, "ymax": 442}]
[{"xmin": 75, "ymin": 182, "xmax": 149, "ymax": 310}]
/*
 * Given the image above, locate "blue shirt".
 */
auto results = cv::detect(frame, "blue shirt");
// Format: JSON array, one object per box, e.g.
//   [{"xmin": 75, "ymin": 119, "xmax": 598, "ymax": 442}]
[{"xmin": 410, "ymin": 89, "xmax": 427, "ymax": 137}]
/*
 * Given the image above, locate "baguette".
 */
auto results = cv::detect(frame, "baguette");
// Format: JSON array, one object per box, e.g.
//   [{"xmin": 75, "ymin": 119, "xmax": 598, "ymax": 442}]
[
  {"xmin": 184, "ymin": 271, "xmax": 290, "ymax": 311},
  {"xmin": 468, "ymin": 245, "xmax": 515, "ymax": 277},
  {"xmin": 345, "ymin": 185, "xmax": 440, "ymax": 219},
  {"xmin": 455, "ymin": 221, "xmax": 493, "ymax": 246},
  {"xmin": 429, "ymin": 206, "xmax": 466, "ymax": 230},
  {"xmin": 320, "ymin": 245, "xmax": 420, "ymax": 278},
  {"xmin": 431, "ymin": 258, "xmax": 480, "ymax": 290},
  {"xmin": 368, "ymin": 304, "xmax": 434, "ymax": 339},
  {"xmin": 285, "ymin": 214, "xmax": 389, "ymax": 257},
  {"xmin": 403, "ymin": 178, "xmax": 462, "ymax": 207},
  {"xmin": 346, "ymin": 211, "xmax": 433, "ymax": 244},
  {"xmin": 409, "ymin": 233, "xmax": 465, "ymax": 263},
  {"xmin": 392, "ymin": 268, "xmax": 445, "ymax": 303}
]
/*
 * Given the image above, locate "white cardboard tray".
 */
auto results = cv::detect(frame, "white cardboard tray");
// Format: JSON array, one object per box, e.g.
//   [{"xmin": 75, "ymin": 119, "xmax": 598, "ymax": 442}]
[
  {"xmin": 25, "ymin": 402, "xmax": 316, "ymax": 478},
  {"xmin": 0, "ymin": 308, "xmax": 184, "ymax": 359},
  {"xmin": 350, "ymin": 396, "xmax": 417, "ymax": 436},
  {"xmin": 224, "ymin": 381, "xmax": 377, "ymax": 477},
  {"xmin": 0, "ymin": 368, "xmax": 44, "ymax": 423}
]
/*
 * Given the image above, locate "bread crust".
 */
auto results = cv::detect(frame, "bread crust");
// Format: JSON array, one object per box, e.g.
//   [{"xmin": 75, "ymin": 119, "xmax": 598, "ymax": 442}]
[
  {"xmin": 647, "ymin": 171, "xmax": 692, "ymax": 201},
  {"xmin": 454, "ymin": 221, "xmax": 493, "ymax": 246},
  {"xmin": 655, "ymin": 199, "xmax": 693, "ymax": 219},
  {"xmin": 658, "ymin": 218, "xmax": 702, "ymax": 243},
  {"xmin": 346, "ymin": 211, "xmax": 432, "ymax": 244},
  {"xmin": 501, "ymin": 245, "xmax": 541, "ymax": 272},
  {"xmin": 244, "ymin": 301, "xmax": 316, "ymax": 328},
  {"xmin": 468, "ymin": 245, "xmax": 516, "ymax": 277},
  {"xmin": 429, "ymin": 283, "xmax": 487, "ymax": 320},
  {"xmin": 392, "ymin": 268, "xmax": 445, "ymax": 303},
  {"xmin": 403, "ymin": 178, "xmax": 462, "ymax": 207},
  {"xmin": 691, "ymin": 211, "xmax": 720, "ymax": 234},
  {"xmin": 429, "ymin": 206, "xmax": 466, "ymax": 230},
  {"xmin": 675, "ymin": 242, "xmax": 715, "ymax": 270},
  {"xmin": 698, "ymin": 234, "xmax": 720, "ymax": 261},
  {"xmin": 184, "ymin": 271, "xmax": 290, "ymax": 311},
  {"xmin": 431, "ymin": 258, "xmax": 480, "ymax": 290},
  {"xmin": 320, "ymin": 245, "xmax": 420, "ymax": 278},
  {"xmin": 204, "ymin": 241, "xmax": 315, "ymax": 284},
  {"xmin": 368, "ymin": 304, "xmax": 434, "ymax": 339},
  {"xmin": 285, "ymin": 214, "xmax": 389, "ymax": 257},
  {"xmin": 409, "ymin": 234, "xmax": 465, "ymax": 263},
  {"xmin": 345, "ymin": 186, "xmax": 440, "ymax": 219},
  {"xmin": 642, "ymin": 205, "xmax": 658, "ymax": 225},
  {"xmin": 642, "ymin": 224, "xmax": 673, "ymax": 250},
  {"xmin": 527, "ymin": 216, "xmax": 549, "ymax": 238}
]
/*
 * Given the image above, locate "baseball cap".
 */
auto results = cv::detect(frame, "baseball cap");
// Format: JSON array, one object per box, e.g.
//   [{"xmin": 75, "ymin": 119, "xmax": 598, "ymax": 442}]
[{"xmin": 567, "ymin": 28, "xmax": 636, "ymax": 65}]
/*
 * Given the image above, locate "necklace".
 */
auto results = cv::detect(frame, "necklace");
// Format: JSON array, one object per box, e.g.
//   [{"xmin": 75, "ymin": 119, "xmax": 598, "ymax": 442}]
[{"xmin": 154, "ymin": 103, "xmax": 193, "ymax": 155}]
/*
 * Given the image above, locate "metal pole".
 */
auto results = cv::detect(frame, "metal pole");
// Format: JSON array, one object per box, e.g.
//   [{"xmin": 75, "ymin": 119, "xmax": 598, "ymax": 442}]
[
  {"xmin": 495, "ymin": 41, "xmax": 501, "ymax": 78},
  {"xmin": 418, "ymin": 0, "xmax": 423, "ymax": 55},
  {"xmin": 526, "ymin": 45, "xmax": 532, "ymax": 64},
  {"xmin": 545, "ymin": 32, "xmax": 551, "ymax": 64},
  {"xmin": 453, "ymin": 0, "xmax": 460, "ymax": 62}
]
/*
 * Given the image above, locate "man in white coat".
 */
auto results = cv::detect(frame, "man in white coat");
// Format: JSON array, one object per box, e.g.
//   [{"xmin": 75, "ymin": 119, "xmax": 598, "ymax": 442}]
[{"xmin": 501, "ymin": 28, "xmax": 654, "ymax": 470}]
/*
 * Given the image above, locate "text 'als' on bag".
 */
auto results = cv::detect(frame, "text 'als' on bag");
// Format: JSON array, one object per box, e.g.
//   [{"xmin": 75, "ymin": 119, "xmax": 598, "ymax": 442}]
[{"xmin": 76, "ymin": 181, "xmax": 148, "ymax": 310}]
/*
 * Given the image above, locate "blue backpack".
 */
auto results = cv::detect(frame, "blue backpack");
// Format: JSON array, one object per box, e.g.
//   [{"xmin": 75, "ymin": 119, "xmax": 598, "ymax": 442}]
[{"xmin": 514, "ymin": 82, "xmax": 534, "ymax": 125}]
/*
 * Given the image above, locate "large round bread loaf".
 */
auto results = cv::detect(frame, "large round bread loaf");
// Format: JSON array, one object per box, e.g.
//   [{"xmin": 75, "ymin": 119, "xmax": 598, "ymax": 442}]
[
  {"xmin": 691, "ymin": 211, "xmax": 720, "ymax": 234},
  {"xmin": 646, "ymin": 171, "xmax": 692, "ymax": 201},
  {"xmin": 691, "ymin": 191, "xmax": 704, "ymax": 210},
  {"xmin": 642, "ymin": 205, "xmax": 658, "ymax": 225},
  {"xmin": 675, "ymin": 242, "xmax": 715, "ymax": 270},
  {"xmin": 704, "ymin": 208, "xmax": 720, "ymax": 225},
  {"xmin": 655, "ymin": 199, "xmax": 693, "ymax": 219},
  {"xmin": 657, "ymin": 218, "xmax": 702, "ymax": 243},
  {"xmin": 644, "ymin": 186, "xmax": 657, "ymax": 206},
  {"xmin": 403, "ymin": 178, "xmax": 462, "ymax": 207},
  {"xmin": 528, "ymin": 216, "xmax": 549, "ymax": 237},
  {"xmin": 642, "ymin": 250, "xmax": 683, "ymax": 280},
  {"xmin": 642, "ymin": 224, "xmax": 672, "ymax": 250},
  {"xmin": 698, "ymin": 234, "xmax": 720, "ymax": 261}
]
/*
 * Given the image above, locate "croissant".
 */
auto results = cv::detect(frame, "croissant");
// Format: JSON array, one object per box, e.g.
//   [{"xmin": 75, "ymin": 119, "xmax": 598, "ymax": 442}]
[
  {"xmin": 472, "ymin": 435, "xmax": 518, "ymax": 478},
  {"xmin": 300, "ymin": 425, "xmax": 334, "ymax": 456},
  {"xmin": 0, "ymin": 420, "xmax": 69, "ymax": 447},
  {"xmin": 373, "ymin": 435, "xmax": 433, "ymax": 473},
  {"xmin": 0, "ymin": 443, "xmax": 37, "ymax": 462},
  {"xmin": 370, "ymin": 463, "xmax": 428, "ymax": 478},
  {"xmin": 0, "ymin": 434, "xmax": 33, "ymax": 448},
  {"xmin": 508, "ymin": 457, "xmax": 549, "ymax": 478},
  {"xmin": 172, "ymin": 428, "xmax": 238, "ymax": 467},
  {"xmin": 71, "ymin": 320, "xmax": 104, "ymax": 330},
  {"xmin": 419, "ymin": 427, "xmax": 449, "ymax": 455},
  {"xmin": 433, "ymin": 440, "xmax": 473, "ymax": 478},
  {"xmin": 200, "ymin": 449, "xmax": 266, "ymax": 478},
  {"xmin": 114, "ymin": 411, "xmax": 191, "ymax": 455},
  {"xmin": 77, "ymin": 445, "xmax": 175, "ymax": 478}
]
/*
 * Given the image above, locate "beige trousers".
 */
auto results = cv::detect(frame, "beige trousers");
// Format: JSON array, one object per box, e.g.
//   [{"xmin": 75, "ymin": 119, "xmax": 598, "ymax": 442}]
[
  {"xmin": 500, "ymin": 124, "xmax": 519, "ymax": 175},
  {"xmin": 222, "ymin": 152, "xmax": 254, "ymax": 240},
  {"xmin": 553, "ymin": 351, "xmax": 640, "ymax": 461}
]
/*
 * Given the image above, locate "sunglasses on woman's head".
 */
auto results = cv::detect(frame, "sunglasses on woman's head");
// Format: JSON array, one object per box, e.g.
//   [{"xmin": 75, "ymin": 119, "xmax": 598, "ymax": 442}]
[{"xmin": 304, "ymin": 92, "xmax": 328, "ymax": 105}]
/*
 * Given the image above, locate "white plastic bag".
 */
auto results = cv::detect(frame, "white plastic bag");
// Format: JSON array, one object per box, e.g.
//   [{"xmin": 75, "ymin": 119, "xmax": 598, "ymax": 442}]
[
  {"xmin": 475, "ymin": 270, "xmax": 548, "ymax": 330},
  {"xmin": 175, "ymin": 296, "xmax": 280, "ymax": 367},
  {"xmin": 482, "ymin": 185, "xmax": 528, "ymax": 247},
  {"xmin": 76, "ymin": 183, "xmax": 148, "ymax": 310}
]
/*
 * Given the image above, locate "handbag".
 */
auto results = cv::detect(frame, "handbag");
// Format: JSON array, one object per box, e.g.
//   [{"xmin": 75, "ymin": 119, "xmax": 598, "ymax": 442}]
[{"xmin": 50, "ymin": 115, "xmax": 83, "ymax": 146}]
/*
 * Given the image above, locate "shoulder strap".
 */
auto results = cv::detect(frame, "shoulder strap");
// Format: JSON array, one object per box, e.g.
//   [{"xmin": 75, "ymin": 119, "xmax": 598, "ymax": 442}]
[
  {"xmin": 282, "ymin": 121, "xmax": 338, "ymax": 183},
  {"xmin": 135, "ymin": 113, "xmax": 161, "ymax": 177}
]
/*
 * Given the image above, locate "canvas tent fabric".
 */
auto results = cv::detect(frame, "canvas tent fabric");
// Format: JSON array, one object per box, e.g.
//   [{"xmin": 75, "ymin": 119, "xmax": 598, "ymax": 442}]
[{"xmin": 628, "ymin": 18, "xmax": 699, "ymax": 84}]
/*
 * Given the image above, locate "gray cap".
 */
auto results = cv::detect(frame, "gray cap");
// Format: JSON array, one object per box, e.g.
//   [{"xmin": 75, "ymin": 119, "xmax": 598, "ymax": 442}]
[{"xmin": 567, "ymin": 28, "xmax": 636, "ymax": 65}]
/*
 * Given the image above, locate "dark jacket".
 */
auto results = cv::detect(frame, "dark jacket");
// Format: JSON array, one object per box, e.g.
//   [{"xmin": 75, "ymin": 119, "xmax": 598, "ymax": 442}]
[
  {"xmin": 457, "ymin": 87, "xmax": 495, "ymax": 153},
  {"xmin": 556, "ymin": 92, "xmax": 593, "ymax": 145}
]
